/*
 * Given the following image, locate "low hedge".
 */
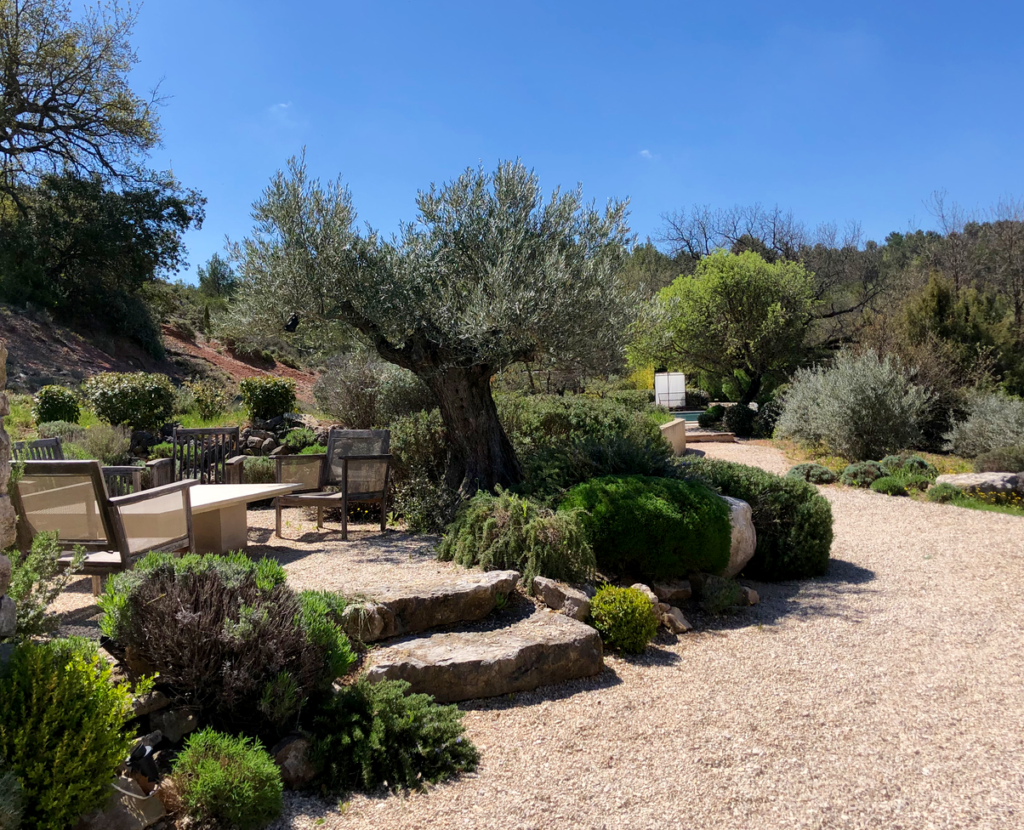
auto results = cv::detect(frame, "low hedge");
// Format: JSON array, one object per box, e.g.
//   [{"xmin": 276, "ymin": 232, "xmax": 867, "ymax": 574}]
[
  {"xmin": 558, "ymin": 475, "xmax": 731, "ymax": 581},
  {"xmin": 683, "ymin": 457, "xmax": 833, "ymax": 580},
  {"xmin": 786, "ymin": 463, "xmax": 836, "ymax": 485}
]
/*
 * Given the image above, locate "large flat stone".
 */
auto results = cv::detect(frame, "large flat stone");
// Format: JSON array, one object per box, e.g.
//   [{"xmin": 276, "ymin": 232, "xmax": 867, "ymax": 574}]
[
  {"xmin": 365, "ymin": 611, "xmax": 604, "ymax": 703},
  {"xmin": 344, "ymin": 570, "xmax": 520, "ymax": 643},
  {"xmin": 936, "ymin": 472, "xmax": 1024, "ymax": 496}
]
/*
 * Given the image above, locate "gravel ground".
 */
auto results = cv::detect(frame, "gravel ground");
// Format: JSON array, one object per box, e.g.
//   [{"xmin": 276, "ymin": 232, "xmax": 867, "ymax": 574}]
[
  {"xmin": 272, "ymin": 441, "xmax": 1024, "ymax": 830},
  {"xmin": 46, "ymin": 443, "xmax": 1024, "ymax": 828}
]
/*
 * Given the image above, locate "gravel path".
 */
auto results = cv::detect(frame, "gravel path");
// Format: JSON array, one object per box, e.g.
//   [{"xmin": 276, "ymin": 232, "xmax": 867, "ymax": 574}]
[{"xmin": 274, "ymin": 441, "xmax": 1024, "ymax": 830}]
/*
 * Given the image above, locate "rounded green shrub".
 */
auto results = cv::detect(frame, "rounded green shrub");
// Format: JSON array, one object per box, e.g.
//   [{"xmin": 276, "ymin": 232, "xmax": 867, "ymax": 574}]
[
  {"xmin": 723, "ymin": 404, "xmax": 756, "ymax": 437},
  {"xmin": 973, "ymin": 445, "xmax": 1024, "ymax": 474},
  {"xmin": 31, "ymin": 385, "xmax": 79, "ymax": 425},
  {"xmin": 84, "ymin": 371, "xmax": 175, "ymax": 431},
  {"xmin": 839, "ymin": 461, "xmax": 886, "ymax": 488},
  {"xmin": 926, "ymin": 482, "xmax": 963, "ymax": 504},
  {"xmin": 697, "ymin": 404, "xmax": 725, "ymax": 428},
  {"xmin": 590, "ymin": 585, "xmax": 659, "ymax": 653},
  {"xmin": 282, "ymin": 427, "xmax": 317, "ymax": 451},
  {"xmin": 239, "ymin": 376, "xmax": 296, "ymax": 422},
  {"xmin": 308, "ymin": 677, "xmax": 479, "ymax": 794},
  {"xmin": 439, "ymin": 488, "xmax": 595, "ymax": 586},
  {"xmin": 786, "ymin": 463, "xmax": 837, "ymax": 485},
  {"xmin": 900, "ymin": 474, "xmax": 932, "ymax": 492},
  {"xmin": 683, "ymin": 457, "xmax": 833, "ymax": 581},
  {"xmin": 870, "ymin": 476, "xmax": 908, "ymax": 497},
  {"xmin": 559, "ymin": 476, "xmax": 732, "ymax": 581},
  {"xmin": 173, "ymin": 728, "xmax": 283, "ymax": 830},
  {"xmin": 879, "ymin": 455, "xmax": 904, "ymax": 474},
  {"xmin": 0, "ymin": 639, "xmax": 135, "ymax": 830}
]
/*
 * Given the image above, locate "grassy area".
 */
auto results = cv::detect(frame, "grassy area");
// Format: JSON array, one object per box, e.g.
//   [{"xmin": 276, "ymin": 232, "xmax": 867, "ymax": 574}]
[
  {"xmin": 175, "ymin": 406, "xmax": 249, "ymax": 429},
  {"xmin": 771, "ymin": 438, "xmax": 974, "ymax": 476},
  {"xmin": 941, "ymin": 495, "xmax": 1024, "ymax": 518}
]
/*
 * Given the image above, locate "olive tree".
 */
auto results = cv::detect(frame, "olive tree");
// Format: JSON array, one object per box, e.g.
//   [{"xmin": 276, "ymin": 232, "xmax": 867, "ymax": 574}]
[
  {"xmin": 232, "ymin": 156, "xmax": 633, "ymax": 493},
  {"xmin": 630, "ymin": 251, "xmax": 819, "ymax": 405}
]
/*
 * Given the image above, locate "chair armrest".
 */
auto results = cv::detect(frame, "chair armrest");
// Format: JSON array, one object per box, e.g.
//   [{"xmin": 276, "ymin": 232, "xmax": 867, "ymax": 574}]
[
  {"xmin": 110, "ymin": 479, "xmax": 196, "ymax": 508},
  {"xmin": 225, "ymin": 455, "xmax": 246, "ymax": 485},
  {"xmin": 341, "ymin": 454, "xmax": 393, "ymax": 461},
  {"xmin": 146, "ymin": 457, "xmax": 174, "ymax": 488}
]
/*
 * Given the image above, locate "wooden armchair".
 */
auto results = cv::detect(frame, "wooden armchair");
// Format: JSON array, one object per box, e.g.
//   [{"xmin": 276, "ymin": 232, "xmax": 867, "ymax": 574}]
[
  {"xmin": 10, "ymin": 460, "xmax": 195, "ymax": 594},
  {"xmin": 273, "ymin": 429, "xmax": 391, "ymax": 541},
  {"xmin": 147, "ymin": 427, "xmax": 244, "ymax": 487},
  {"xmin": 12, "ymin": 437, "xmax": 64, "ymax": 461}
]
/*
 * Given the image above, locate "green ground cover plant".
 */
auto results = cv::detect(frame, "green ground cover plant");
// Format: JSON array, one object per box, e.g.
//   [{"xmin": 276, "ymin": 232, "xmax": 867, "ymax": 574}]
[
  {"xmin": 559, "ymin": 475, "xmax": 731, "ymax": 581},
  {"xmin": 589, "ymin": 585, "xmax": 659, "ymax": 653},
  {"xmin": 173, "ymin": 729, "xmax": 282, "ymax": 830},
  {"xmin": 684, "ymin": 457, "xmax": 833, "ymax": 580},
  {"xmin": 439, "ymin": 488, "xmax": 595, "ymax": 586}
]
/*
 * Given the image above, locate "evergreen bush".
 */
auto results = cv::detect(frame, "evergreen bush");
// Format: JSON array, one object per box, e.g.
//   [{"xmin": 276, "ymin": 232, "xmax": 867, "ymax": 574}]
[
  {"xmin": 559, "ymin": 476, "xmax": 731, "ymax": 580},
  {"xmin": 926, "ymin": 482, "xmax": 963, "ymax": 504},
  {"xmin": 308, "ymin": 677, "xmax": 479, "ymax": 794},
  {"xmin": 775, "ymin": 349, "xmax": 930, "ymax": 460},
  {"xmin": 683, "ymin": 458, "xmax": 833, "ymax": 580},
  {"xmin": 84, "ymin": 371, "xmax": 175, "ymax": 431},
  {"xmin": 870, "ymin": 476, "xmax": 909, "ymax": 496},
  {"xmin": 786, "ymin": 463, "xmax": 837, "ymax": 484},
  {"xmin": 282, "ymin": 427, "xmax": 317, "ymax": 452},
  {"xmin": 99, "ymin": 553, "xmax": 353, "ymax": 736},
  {"xmin": 63, "ymin": 424, "xmax": 132, "ymax": 465},
  {"xmin": 314, "ymin": 353, "xmax": 434, "ymax": 428},
  {"xmin": 31, "ymin": 385, "xmax": 79, "ymax": 425},
  {"xmin": 974, "ymin": 445, "xmax": 1024, "ymax": 473},
  {"xmin": 173, "ymin": 729, "xmax": 283, "ymax": 830},
  {"xmin": 439, "ymin": 488, "xmax": 594, "ymax": 587},
  {"xmin": 699, "ymin": 575, "xmax": 746, "ymax": 614},
  {"xmin": 944, "ymin": 392, "xmax": 1024, "ymax": 458},
  {"xmin": 839, "ymin": 461, "xmax": 886, "ymax": 488},
  {"xmin": 183, "ymin": 378, "xmax": 229, "ymax": 420},
  {"xmin": 589, "ymin": 585, "xmax": 659, "ymax": 653},
  {"xmin": 0, "ymin": 639, "xmax": 135, "ymax": 830},
  {"xmin": 239, "ymin": 377, "xmax": 296, "ymax": 422},
  {"xmin": 697, "ymin": 404, "xmax": 725, "ymax": 428},
  {"xmin": 3, "ymin": 532, "xmax": 85, "ymax": 640},
  {"xmin": 35, "ymin": 420, "xmax": 80, "ymax": 441},
  {"xmin": 723, "ymin": 404, "xmax": 756, "ymax": 437}
]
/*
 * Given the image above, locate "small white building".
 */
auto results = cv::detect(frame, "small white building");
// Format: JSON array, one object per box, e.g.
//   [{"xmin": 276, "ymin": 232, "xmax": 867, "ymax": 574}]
[{"xmin": 653, "ymin": 372, "xmax": 686, "ymax": 410}]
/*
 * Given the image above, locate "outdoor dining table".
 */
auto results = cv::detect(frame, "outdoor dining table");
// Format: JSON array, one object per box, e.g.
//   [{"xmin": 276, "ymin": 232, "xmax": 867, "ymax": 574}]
[{"xmin": 189, "ymin": 483, "xmax": 299, "ymax": 555}]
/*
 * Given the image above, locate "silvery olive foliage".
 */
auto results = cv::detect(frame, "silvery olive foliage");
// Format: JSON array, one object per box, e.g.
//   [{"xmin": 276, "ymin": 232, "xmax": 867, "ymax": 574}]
[
  {"xmin": 229, "ymin": 155, "xmax": 635, "ymax": 379},
  {"xmin": 944, "ymin": 392, "xmax": 1024, "ymax": 457},
  {"xmin": 775, "ymin": 349, "xmax": 931, "ymax": 461}
]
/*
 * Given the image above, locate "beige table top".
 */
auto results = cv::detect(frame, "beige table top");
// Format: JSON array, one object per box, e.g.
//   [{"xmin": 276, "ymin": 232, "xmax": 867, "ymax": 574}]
[{"xmin": 189, "ymin": 483, "xmax": 299, "ymax": 514}]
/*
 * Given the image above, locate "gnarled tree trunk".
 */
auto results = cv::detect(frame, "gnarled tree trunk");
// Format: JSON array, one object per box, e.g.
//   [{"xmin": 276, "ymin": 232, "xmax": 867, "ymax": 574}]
[{"xmin": 425, "ymin": 365, "xmax": 522, "ymax": 496}]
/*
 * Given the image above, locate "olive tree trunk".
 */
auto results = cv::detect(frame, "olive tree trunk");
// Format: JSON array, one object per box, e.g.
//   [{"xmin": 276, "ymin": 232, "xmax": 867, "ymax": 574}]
[{"xmin": 425, "ymin": 365, "xmax": 523, "ymax": 496}]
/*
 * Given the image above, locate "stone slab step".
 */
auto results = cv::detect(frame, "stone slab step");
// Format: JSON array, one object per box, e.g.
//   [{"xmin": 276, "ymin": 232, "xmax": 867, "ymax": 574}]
[
  {"xmin": 343, "ymin": 570, "xmax": 520, "ymax": 643},
  {"xmin": 685, "ymin": 432, "xmax": 736, "ymax": 443},
  {"xmin": 365, "ymin": 611, "xmax": 604, "ymax": 703}
]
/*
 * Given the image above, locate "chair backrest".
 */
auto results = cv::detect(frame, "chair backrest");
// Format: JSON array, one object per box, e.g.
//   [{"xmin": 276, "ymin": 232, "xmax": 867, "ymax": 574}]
[
  {"xmin": 103, "ymin": 466, "xmax": 144, "ymax": 497},
  {"xmin": 172, "ymin": 427, "xmax": 241, "ymax": 484},
  {"xmin": 10, "ymin": 460, "xmax": 122, "ymax": 556},
  {"xmin": 325, "ymin": 429, "xmax": 391, "ymax": 496},
  {"xmin": 12, "ymin": 437, "xmax": 65, "ymax": 462},
  {"xmin": 275, "ymin": 454, "xmax": 326, "ymax": 493},
  {"xmin": 111, "ymin": 483, "xmax": 194, "ymax": 557}
]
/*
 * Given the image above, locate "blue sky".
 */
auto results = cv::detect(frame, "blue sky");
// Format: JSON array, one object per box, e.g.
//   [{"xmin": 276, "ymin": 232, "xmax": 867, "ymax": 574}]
[{"xmin": 127, "ymin": 0, "xmax": 1024, "ymax": 282}]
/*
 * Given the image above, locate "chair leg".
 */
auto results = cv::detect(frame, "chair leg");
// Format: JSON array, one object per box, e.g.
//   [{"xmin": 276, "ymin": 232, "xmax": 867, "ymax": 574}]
[
  {"xmin": 380, "ymin": 500, "xmax": 387, "ymax": 533},
  {"xmin": 341, "ymin": 495, "xmax": 348, "ymax": 541},
  {"xmin": 275, "ymin": 502, "xmax": 283, "ymax": 538},
  {"xmin": 317, "ymin": 507, "xmax": 324, "ymax": 529},
  {"xmin": 91, "ymin": 575, "xmax": 103, "ymax": 597}
]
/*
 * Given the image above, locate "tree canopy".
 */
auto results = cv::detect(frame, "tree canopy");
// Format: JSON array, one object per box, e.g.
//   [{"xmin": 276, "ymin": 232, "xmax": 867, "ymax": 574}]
[
  {"xmin": 232, "ymin": 155, "xmax": 634, "ymax": 492},
  {"xmin": 0, "ymin": 0, "xmax": 160, "ymax": 201},
  {"xmin": 629, "ymin": 251, "xmax": 819, "ymax": 404}
]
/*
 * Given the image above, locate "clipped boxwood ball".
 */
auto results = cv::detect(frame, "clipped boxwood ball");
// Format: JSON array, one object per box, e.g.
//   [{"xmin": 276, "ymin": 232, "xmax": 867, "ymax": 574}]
[{"xmin": 589, "ymin": 586, "xmax": 659, "ymax": 653}]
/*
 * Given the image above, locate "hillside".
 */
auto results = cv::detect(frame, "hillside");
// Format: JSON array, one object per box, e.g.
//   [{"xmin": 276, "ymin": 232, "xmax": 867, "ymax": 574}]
[{"xmin": 0, "ymin": 305, "xmax": 317, "ymax": 403}]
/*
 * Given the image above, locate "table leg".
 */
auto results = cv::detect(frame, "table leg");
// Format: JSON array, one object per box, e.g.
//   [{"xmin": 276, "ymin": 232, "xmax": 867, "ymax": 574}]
[{"xmin": 192, "ymin": 503, "xmax": 250, "ymax": 554}]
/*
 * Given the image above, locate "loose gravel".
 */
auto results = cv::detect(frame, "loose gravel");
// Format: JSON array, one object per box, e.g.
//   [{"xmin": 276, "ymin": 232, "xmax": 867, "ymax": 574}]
[
  {"xmin": 46, "ymin": 442, "xmax": 1024, "ymax": 828},
  {"xmin": 272, "ymin": 441, "xmax": 1024, "ymax": 830}
]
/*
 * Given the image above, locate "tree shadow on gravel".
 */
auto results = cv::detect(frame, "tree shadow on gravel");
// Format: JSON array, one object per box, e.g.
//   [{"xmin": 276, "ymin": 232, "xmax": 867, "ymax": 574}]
[
  {"xmin": 248, "ymin": 530, "xmax": 440, "ymax": 568},
  {"xmin": 693, "ymin": 557, "xmax": 878, "ymax": 633}
]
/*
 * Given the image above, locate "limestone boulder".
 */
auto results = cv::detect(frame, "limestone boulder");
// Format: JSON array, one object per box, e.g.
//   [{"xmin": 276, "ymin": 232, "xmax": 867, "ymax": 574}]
[
  {"xmin": 0, "ymin": 552, "xmax": 11, "ymax": 596},
  {"xmin": 661, "ymin": 606, "xmax": 693, "ymax": 634},
  {"xmin": 76, "ymin": 776, "xmax": 165, "ymax": 830},
  {"xmin": 630, "ymin": 583, "xmax": 659, "ymax": 608},
  {"xmin": 721, "ymin": 495, "xmax": 757, "ymax": 578},
  {"xmin": 150, "ymin": 708, "xmax": 198, "ymax": 744},
  {"xmin": 532, "ymin": 576, "xmax": 591, "ymax": 621},
  {"xmin": 0, "ymin": 595, "xmax": 16, "ymax": 639},
  {"xmin": 366, "ymin": 611, "xmax": 603, "ymax": 703},
  {"xmin": 132, "ymin": 691, "xmax": 171, "ymax": 718},
  {"xmin": 936, "ymin": 472, "xmax": 1024, "ymax": 497},
  {"xmin": 652, "ymin": 580, "xmax": 691, "ymax": 603},
  {"xmin": 271, "ymin": 735, "xmax": 317, "ymax": 790}
]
